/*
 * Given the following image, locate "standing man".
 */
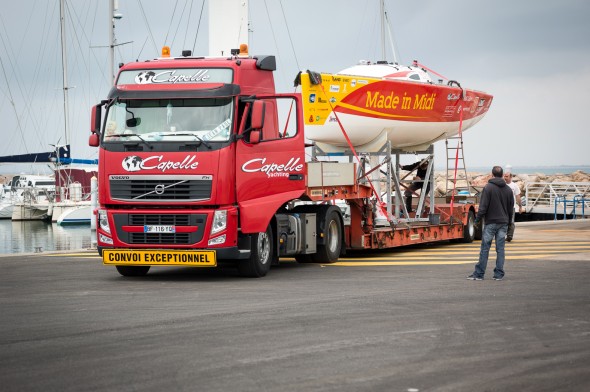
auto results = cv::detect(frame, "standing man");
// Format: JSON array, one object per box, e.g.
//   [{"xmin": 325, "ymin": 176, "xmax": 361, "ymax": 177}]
[
  {"xmin": 467, "ymin": 166, "xmax": 514, "ymax": 281},
  {"xmin": 504, "ymin": 165, "xmax": 522, "ymax": 242}
]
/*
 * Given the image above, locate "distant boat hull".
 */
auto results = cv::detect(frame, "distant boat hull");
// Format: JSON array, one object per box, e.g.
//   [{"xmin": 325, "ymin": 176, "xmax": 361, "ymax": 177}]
[
  {"xmin": 300, "ymin": 68, "xmax": 493, "ymax": 151},
  {"xmin": 53, "ymin": 202, "xmax": 91, "ymax": 225},
  {"xmin": 12, "ymin": 202, "xmax": 50, "ymax": 221},
  {"xmin": 0, "ymin": 200, "xmax": 14, "ymax": 219}
]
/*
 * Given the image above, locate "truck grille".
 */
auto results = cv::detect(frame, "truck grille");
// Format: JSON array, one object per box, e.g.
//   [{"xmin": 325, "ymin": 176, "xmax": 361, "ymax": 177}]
[
  {"xmin": 130, "ymin": 214, "xmax": 190, "ymax": 226},
  {"xmin": 113, "ymin": 213, "xmax": 207, "ymax": 245},
  {"xmin": 130, "ymin": 233, "xmax": 190, "ymax": 244},
  {"xmin": 109, "ymin": 175, "xmax": 212, "ymax": 202}
]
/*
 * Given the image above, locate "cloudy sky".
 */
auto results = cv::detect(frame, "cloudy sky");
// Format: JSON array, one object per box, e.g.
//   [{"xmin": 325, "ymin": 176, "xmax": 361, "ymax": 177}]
[{"xmin": 1, "ymin": 0, "xmax": 589, "ymax": 174}]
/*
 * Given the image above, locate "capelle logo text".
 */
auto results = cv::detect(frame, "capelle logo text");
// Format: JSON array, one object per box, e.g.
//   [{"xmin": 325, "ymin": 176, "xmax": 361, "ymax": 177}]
[
  {"xmin": 122, "ymin": 155, "xmax": 199, "ymax": 172},
  {"xmin": 241, "ymin": 157, "xmax": 304, "ymax": 178}
]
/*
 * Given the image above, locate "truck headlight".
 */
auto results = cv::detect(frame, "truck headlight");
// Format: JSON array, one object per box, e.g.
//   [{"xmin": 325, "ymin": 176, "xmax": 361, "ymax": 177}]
[
  {"xmin": 98, "ymin": 209, "xmax": 111, "ymax": 234},
  {"xmin": 210, "ymin": 210, "xmax": 227, "ymax": 235}
]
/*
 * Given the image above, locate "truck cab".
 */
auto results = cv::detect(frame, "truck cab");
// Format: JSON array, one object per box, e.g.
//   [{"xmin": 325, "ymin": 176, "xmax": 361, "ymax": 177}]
[{"xmin": 90, "ymin": 51, "xmax": 307, "ymax": 277}]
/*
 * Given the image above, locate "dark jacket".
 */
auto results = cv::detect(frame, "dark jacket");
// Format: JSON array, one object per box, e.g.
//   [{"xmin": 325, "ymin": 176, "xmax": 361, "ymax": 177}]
[
  {"xmin": 401, "ymin": 161, "xmax": 427, "ymax": 179},
  {"xmin": 476, "ymin": 177, "xmax": 514, "ymax": 225}
]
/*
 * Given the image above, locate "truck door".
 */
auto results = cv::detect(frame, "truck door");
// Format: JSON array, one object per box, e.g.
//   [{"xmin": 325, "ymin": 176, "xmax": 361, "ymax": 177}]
[{"xmin": 235, "ymin": 94, "xmax": 306, "ymax": 233}]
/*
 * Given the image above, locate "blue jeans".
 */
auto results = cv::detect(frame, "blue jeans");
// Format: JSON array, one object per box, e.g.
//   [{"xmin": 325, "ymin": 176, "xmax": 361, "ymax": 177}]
[{"xmin": 473, "ymin": 223, "xmax": 508, "ymax": 279}]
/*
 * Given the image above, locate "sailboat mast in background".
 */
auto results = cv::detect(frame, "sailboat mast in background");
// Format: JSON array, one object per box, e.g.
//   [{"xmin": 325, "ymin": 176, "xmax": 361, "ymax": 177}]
[{"xmin": 59, "ymin": 0, "xmax": 69, "ymax": 146}]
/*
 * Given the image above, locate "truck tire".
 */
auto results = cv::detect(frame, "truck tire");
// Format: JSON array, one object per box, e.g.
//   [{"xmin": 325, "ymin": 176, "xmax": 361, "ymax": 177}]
[
  {"xmin": 459, "ymin": 210, "xmax": 476, "ymax": 243},
  {"xmin": 238, "ymin": 225, "xmax": 273, "ymax": 278},
  {"xmin": 311, "ymin": 208, "xmax": 342, "ymax": 263},
  {"xmin": 116, "ymin": 265, "xmax": 150, "ymax": 277}
]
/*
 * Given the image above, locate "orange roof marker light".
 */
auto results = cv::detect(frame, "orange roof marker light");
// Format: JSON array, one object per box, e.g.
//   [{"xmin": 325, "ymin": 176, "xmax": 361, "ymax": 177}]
[
  {"xmin": 238, "ymin": 44, "xmax": 248, "ymax": 58},
  {"xmin": 161, "ymin": 46, "xmax": 171, "ymax": 58}
]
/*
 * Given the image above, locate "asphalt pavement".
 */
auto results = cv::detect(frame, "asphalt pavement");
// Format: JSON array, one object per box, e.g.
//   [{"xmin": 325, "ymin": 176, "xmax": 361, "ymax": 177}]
[{"xmin": 1, "ymin": 220, "xmax": 589, "ymax": 391}]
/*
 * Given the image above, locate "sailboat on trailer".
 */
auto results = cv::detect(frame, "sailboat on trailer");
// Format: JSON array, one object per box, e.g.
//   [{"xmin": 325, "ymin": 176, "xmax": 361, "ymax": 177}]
[{"xmin": 298, "ymin": 1, "xmax": 493, "ymax": 153}]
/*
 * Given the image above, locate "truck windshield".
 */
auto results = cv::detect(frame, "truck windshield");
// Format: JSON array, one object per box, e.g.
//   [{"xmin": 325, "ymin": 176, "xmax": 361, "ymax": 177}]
[{"xmin": 103, "ymin": 97, "xmax": 233, "ymax": 143}]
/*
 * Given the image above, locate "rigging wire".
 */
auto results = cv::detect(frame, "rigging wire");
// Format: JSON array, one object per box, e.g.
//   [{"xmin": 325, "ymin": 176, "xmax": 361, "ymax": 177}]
[
  {"xmin": 171, "ymin": 0, "xmax": 190, "ymax": 49},
  {"xmin": 182, "ymin": 0, "xmax": 195, "ymax": 50},
  {"xmin": 383, "ymin": 7, "xmax": 400, "ymax": 63},
  {"xmin": 261, "ymin": 0, "xmax": 296, "ymax": 91},
  {"xmin": 164, "ymin": 0, "xmax": 180, "ymax": 45},
  {"xmin": 0, "ymin": 4, "xmax": 52, "ymax": 150},
  {"xmin": 262, "ymin": 1, "xmax": 283, "ymax": 65},
  {"xmin": 87, "ymin": 0, "xmax": 109, "ymax": 93},
  {"xmin": 278, "ymin": 0, "xmax": 300, "ymax": 70},
  {"xmin": 353, "ymin": 0, "xmax": 370, "ymax": 60},
  {"xmin": 136, "ymin": 0, "xmax": 159, "ymax": 56},
  {"xmin": 0, "ymin": 56, "xmax": 29, "ymax": 154},
  {"xmin": 136, "ymin": 36, "xmax": 150, "ymax": 60},
  {"xmin": 191, "ymin": 0, "xmax": 206, "ymax": 53}
]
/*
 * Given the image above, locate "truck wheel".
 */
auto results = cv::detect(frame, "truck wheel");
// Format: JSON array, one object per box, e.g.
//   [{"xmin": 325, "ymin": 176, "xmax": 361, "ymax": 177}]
[
  {"xmin": 115, "ymin": 265, "xmax": 150, "ymax": 277},
  {"xmin": 239, "ymin": 225, "xmax": 273, "ymax": 278},
  {"xmin": 460, "ymin": 210, "xmax": 476, "ymax": 243},
  {"xmin": 311, "ymin": 208, "xmax": 342, "ymax": 263}
]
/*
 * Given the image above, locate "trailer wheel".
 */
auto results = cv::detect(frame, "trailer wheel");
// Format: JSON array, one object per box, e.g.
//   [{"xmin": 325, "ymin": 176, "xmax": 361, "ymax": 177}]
[
  {"xmin": 460, "ymin": 210, "xmax": 476, "ymax": 243},
  {"xmin": 115, "ymin": 265, "xmax": 150, "ymax": 277},
  {"xmin": 311, "ymin": 208, "xmax": 342, "ymax": 263},
  {"xmin": 239, "ymin": 225, "xmax": 273, "ymax": 278}
]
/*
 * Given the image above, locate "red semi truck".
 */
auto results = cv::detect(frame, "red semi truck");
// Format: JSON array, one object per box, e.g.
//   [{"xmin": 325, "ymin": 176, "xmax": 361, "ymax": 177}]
[{"xmin": 89, "ymin": 48, "xmax": 477, "ymax": 278}]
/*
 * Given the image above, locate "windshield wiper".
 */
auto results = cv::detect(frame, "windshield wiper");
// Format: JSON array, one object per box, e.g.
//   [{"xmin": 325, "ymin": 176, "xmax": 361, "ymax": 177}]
[
  {"xmin": 107, "ymin": 133, "xmax": 153, "ymax": 150},
  {"xmin": 163, "ymin": 133, "xmax": 212, "ymax": 149}
]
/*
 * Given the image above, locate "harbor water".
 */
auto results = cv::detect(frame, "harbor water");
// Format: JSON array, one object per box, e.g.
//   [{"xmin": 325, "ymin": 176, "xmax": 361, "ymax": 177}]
[{"xmin": 0, "ymin": 220, "xmax": 93, "ymax": 254}]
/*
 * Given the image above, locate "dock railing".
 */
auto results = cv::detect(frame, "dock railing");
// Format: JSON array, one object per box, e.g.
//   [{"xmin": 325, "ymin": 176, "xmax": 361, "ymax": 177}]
[{"xmin": 524, "ymin": 181, "xmax": 590, "ymax": 218}]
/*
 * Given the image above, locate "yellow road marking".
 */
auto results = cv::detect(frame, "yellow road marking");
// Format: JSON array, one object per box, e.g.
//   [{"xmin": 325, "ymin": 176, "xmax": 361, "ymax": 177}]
[
  {"xmin": 47, "ymin": 241, "xmax": 590, "ymax": 268},
  {"xmin": 537, "ymin": 229, "xmax": 590, "ymax": 233}
]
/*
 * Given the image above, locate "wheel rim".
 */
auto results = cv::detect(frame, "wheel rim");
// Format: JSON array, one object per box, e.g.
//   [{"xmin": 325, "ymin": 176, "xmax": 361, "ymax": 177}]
[
  {"xmin": 327, "ymin": 219, "xmax": 339, "ymax": 254},
  {"xmin": 258, "ymin": 231, "xmax": 270, "ymax": 264}
]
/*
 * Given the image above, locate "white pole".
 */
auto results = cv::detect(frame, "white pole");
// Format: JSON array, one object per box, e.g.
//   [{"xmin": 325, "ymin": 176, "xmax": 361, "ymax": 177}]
[
  {"xmin": 380, "ymin": 0, "xmax": 386, "ymax": 61},
  {"xmin": 109, "ymin": 0, "xmax": 115, "ymax": 83},
  {"xmin": 59, "ymin": 0, "xmax": 70, "ymax": 145}
]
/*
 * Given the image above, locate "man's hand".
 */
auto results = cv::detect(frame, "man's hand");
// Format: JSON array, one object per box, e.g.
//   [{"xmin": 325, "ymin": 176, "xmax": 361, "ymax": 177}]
[{"xmin": 474, "ymin": 219, "xmax": 481, "ymax": 230}]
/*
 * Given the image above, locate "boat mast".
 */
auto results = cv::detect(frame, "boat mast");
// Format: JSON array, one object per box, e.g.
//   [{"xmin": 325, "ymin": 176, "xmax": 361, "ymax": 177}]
[
  {"xmin": 59, "ymin": 0, "xmax": 69, "ymax": 146},
  {"xmin": 109, "ymin": 0, "xmax": 116, "ymax": 83},
  {"xmin": 380, "ymin": 0, "xmax": 386, "ymax": 61},
  {"xmin": 380, "ymin": 0, "xmax": 399, "ymax": 63}
]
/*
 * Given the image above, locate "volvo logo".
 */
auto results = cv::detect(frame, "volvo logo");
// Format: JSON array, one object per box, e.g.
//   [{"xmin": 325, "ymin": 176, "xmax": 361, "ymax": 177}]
[{"xmin": 154, "ymin": 184, "xmax": 166, "ymax": 195}]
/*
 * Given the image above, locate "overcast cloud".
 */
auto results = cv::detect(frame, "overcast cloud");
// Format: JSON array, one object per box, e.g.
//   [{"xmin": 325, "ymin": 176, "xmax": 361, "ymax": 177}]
[{"xmin": 1, "ymin": 0, "xmax": 589, "ymax": 174}]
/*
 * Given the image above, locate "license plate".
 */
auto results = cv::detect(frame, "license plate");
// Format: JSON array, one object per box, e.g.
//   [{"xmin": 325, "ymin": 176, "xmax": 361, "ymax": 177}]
[
  {"xmin": 103, "ymin": 249, "xmax": 216, "ymax": 266},
  {"xmin": 144, "ymin": 225, "xmax": 175, "ymax": 233}
]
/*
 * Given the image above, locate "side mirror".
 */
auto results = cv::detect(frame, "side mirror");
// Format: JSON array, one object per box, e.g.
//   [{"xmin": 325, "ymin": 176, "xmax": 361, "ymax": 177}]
[
  {"xmin": 126, "ymin": 117, "xmax": 141, "ymax": 127},
  {"xmin": 91, "ymin": 104, "xmax": 102, "ymax": 134},
  {"xmin": 89, "ymin": 133, "xmax": 99, "ymax": 147},
  {"xmin": 249, "ymin": 129, "xmax": 261, "ymax": 144},
  {"xmin": 251, "ymin": 100, "xmax": 265, "ymax": 130}
]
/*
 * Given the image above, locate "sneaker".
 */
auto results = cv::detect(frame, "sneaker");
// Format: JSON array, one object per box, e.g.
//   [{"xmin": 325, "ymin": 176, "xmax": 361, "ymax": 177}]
[
  {"xmin": 493, "ymin": 276, "xmax": 503, "ymax": 281},
  {"xmin": 467, "ymin": 274, "xmax": 483, "ymax": 281},
  {"xmin": 506, "ymin": 236, "xmax": 513, "ymax": 242}
]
